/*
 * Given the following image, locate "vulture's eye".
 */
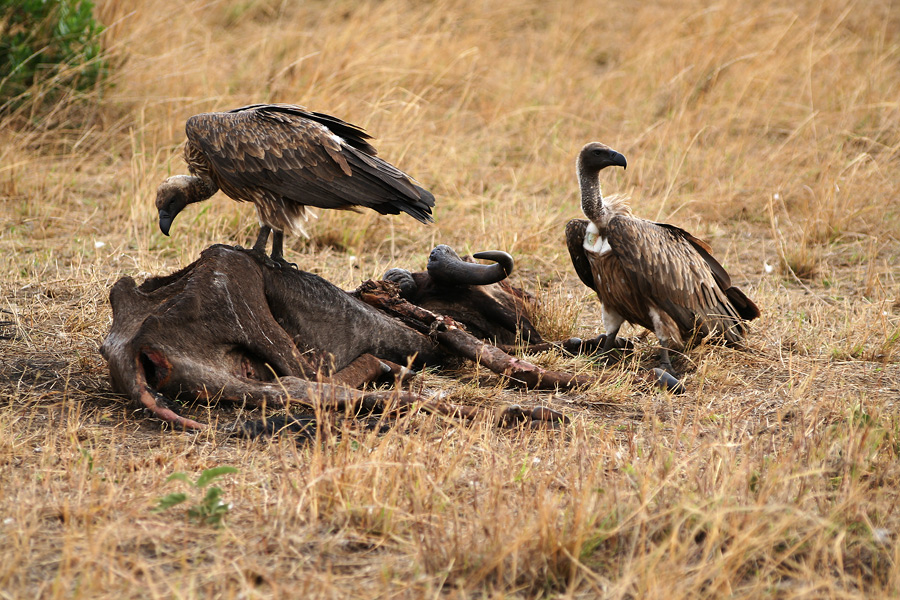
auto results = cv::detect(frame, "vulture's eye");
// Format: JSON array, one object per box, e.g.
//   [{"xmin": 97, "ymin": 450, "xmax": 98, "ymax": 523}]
[{"xmin": 592, "ymin": 149, "xmax": 603, "ymax": 156}]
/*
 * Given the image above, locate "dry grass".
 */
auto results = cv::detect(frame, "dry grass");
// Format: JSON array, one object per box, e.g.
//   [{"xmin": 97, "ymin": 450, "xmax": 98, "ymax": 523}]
[{"xmin": 2, "ymin": 0, "xmax": 900, "ymax": 597}]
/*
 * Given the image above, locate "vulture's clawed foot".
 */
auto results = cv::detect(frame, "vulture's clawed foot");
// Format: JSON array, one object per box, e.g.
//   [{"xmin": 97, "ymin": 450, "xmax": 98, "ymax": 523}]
[
  {"xmin": 271, "ymin": 256, "xmax": 299, "ymax": 270},
  {"xmin": 256, "ymin": 252, "xmax": 297, "ymax": 270},
  {"xmin": 656, "ymin": 348, "xmax": 681, "ymax": 379},
  {"xmin": 576, "ymin": 334, "xmax": 635, "ymax": 355},
  {"xmin": 248, "ymin": 246, "xmax": 277, "ymax": 269},
  {"xmin": 603, "ymin": 334, "xmax": 634, "ymax": 351}
]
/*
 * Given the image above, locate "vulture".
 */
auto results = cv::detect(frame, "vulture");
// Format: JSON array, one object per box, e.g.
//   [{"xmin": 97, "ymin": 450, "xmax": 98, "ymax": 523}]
[
  {"xmin": 155, "ymin": 103, "xmax": 435, "ymax": 265},
  {"xmin": 566, "ymin": 142, "xmax": 760, "ymax": 374}
]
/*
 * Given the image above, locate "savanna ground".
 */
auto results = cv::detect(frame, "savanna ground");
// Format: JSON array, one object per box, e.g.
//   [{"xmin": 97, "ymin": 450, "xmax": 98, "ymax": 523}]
[{"xmin": 2, "ymin": 0, "xmax": 900, "ymax": 597}]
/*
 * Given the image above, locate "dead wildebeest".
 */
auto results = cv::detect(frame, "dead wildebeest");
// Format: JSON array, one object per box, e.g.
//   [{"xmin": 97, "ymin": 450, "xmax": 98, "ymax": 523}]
[
  {"xmin": 100, "ymin": 244, "xmax": 679, "ymax": 432},
  {"xmin": 382, "ymin": 245, "xmax": 543, "ymax": 347}
]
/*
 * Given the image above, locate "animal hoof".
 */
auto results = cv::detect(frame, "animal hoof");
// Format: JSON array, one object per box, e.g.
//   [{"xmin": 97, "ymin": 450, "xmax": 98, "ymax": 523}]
[
  {"xmin": 383, "ymin": 268, "xmax": 417, "ymax": 297},
  {"xmin": 237, "ymin": 415, "xmax": 318, "ymax": 439},
  {"xmin": 652, "ymin": 368, "xmax": 685, "ymax": 394},
  {"xmin": 497, "ymin": 404, "xmax": 528, "ymax": 427},
  {"xmin": 529, "ymin": 406, "xmax": 569, "ymax": 425},
  {"xmin": 561, "ymin": 337, "xmax": 583, "ymax": 352}
]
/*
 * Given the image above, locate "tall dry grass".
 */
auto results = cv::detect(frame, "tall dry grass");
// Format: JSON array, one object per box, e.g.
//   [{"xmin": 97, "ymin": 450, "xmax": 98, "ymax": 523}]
[{"xmin": 1, "ymin": 0, "xmax": 899, "ymax": 597}]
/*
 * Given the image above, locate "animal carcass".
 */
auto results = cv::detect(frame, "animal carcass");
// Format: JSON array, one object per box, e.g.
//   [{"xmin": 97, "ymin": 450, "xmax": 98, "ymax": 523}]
[{"xmin": 100, "ymin": 244, "xmax": 586, "ymax": 431}]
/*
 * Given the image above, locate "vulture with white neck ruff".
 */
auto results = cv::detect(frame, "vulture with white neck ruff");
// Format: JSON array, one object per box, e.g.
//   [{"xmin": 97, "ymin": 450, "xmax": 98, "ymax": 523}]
[
  {"xmin": 566, "ymin": 142, "xmax": 759, "ymax": 375},
  {"xmin": 155, "ymin": 103, "xmax": 434, "ymax": 266}
]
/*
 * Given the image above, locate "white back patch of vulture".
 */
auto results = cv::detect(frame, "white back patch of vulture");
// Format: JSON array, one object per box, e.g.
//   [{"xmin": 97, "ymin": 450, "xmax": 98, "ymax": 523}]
[{"xmin": 583, "ymin": 221, "xmax": 612, "ymax": 256}]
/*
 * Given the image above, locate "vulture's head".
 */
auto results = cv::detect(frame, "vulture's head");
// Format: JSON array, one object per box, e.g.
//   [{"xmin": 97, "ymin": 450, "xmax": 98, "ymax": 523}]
[
  {"xmin": 155, "ymin": 176, "xmax": 193, "ymax": 236},
  {"xmin": 577, "ymin": 142, "xmax": 627, "ymax": 175}
]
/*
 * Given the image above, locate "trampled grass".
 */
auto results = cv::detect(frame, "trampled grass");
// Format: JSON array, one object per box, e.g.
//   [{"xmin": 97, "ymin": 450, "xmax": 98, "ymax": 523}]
[{"xmin": 1, "ymin": 0, "xmax": 899, "ymax": 597}]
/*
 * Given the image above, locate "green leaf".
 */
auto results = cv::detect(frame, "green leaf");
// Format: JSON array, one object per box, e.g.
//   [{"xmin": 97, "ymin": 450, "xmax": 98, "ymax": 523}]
[
  {"xmin": 202, "ymin": 486, "xmax": 224, "ymax": 506},
  {"xmin": 165, "ymin": 472, "xmax": 194, "ymax": 486},
  {"xmin": 195, "ymin": 466, "xmax": 239, "ymax": 488},
  {"xmin": 154, "ymin": 492, "xmax": 188, "ymax": 512}
]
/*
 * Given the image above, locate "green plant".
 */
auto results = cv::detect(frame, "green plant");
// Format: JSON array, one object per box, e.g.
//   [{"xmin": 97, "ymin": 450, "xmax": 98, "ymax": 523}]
[
  {"xmin": 0, "ymin": 0, "xmax": 107, "ymax": 108},
  {"xmin": 154, "ymin": 466, "xmax": 239, "ymax": 527}
]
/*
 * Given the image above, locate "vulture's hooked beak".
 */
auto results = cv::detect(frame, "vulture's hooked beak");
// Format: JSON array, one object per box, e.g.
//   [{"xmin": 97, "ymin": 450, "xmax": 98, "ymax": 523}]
[
  {"xmin": 612, "ymin": 152, "xmax": 627, "ymax": 170},
  {"xmin": 158, "ymin": 209, "xmax": 174, "ymax": 236}
]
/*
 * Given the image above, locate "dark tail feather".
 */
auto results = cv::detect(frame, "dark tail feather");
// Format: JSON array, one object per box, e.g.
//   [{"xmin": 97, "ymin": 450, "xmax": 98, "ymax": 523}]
[
  {"xmin": 396, "ymin": 184, "xmax": 435, "ymax": 224},
  {"xmin": 726, "ymin": 286, "xmax": 760, "ymax": 321}
]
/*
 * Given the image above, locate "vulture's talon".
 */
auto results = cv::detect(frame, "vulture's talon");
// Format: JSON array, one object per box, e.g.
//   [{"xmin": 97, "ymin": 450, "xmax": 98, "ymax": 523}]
[
  {"xmin": 272, "ymin": 258, "xmax": 298, "ymax": 270},
  {"xmin": 261, "ymin": 256, "xmax": 280, "ymax": 270},
  {"xmin": 612, "ymin": 336, "xmax": 634, "ymax": 350}
]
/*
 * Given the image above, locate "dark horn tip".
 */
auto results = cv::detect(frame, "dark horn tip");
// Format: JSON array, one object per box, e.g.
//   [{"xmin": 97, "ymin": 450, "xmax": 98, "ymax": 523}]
[
  {"xmin": 652, "ymin": 368, "xmax": 685, "ymax": 394},
  {"xmin": 428, "ymin": 245, "xmax": 510, "ymax": 286},
  {"xmin": 472, "ymin": 250, "xmax": 514, "ymax": 276}
]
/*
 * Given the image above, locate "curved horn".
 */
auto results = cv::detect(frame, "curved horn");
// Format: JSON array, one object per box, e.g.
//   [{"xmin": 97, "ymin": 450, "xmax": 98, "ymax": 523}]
[
  {"xmin": 472, "ymin": 251, "xmax": 514, "ymax": 277},
  {"xmin": 427, "ymin": 245, "xmax": 514, "ymax": 286}
]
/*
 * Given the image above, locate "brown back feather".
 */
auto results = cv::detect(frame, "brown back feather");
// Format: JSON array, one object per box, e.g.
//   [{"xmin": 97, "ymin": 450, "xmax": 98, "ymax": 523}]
[
  {"xmin": 184, "ymin": 105, "xmax": 435, "ymax": 225},
  {"xmin": 606, "ymin": 215, "xmax": 753, "ymax": 342}
]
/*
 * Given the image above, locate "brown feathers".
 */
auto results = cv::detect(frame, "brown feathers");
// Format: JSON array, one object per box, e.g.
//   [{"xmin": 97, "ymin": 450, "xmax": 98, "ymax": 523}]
[
  {"xmin": 567, "ymin": 142, "xmax": 759, "ymax": 371},
  {"xmin": 155, "ymin": 103, "xmax": 434, "ymax": 250}
]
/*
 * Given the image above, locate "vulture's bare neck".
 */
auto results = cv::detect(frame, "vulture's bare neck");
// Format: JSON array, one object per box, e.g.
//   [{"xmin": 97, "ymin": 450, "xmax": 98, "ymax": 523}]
[
  {"xmin": 578, "ymin": 166, "xmax": 609, "ymax": 227},
  {"xmin": 578, "ymin": 166, "xmax": 630, "ymax": 230}
]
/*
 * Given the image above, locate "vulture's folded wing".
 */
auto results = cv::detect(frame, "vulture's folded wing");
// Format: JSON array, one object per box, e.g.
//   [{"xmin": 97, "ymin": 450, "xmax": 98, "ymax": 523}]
[
  {"xmin": 565, "ymin": 218, "xmax": 599, "ymax": 293},
  {"xmin": 185, "ymin": 105, "xmax": 434, "ymax": 224},
  {"xmin": 606, "ymin": 216, "xmax": 748, "ymax": 341}
]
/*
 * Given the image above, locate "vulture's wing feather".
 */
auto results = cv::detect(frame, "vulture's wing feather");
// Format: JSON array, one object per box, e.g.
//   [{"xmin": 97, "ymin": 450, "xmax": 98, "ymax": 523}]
[
  {"xmin": 565, "ymin": 219, "xmax": 598, "ymax": 293},
  {"xmin": 725, "ymin": 284, "xmax": 761, "ymax": 321},
  {"xmin": 655, "ymin": 223, "xmax": 731, "ymax": 290},
  {"xmin": 607, "ymin": 217, "xmax": 747, "ymax": 341},
  {"xmin": 656, "ymin": 222, "xmax": 760, "ymax": 322},
  {"xmin": 185, "ymin": 106, "xmax": 434, "ymax": 223},
  {"xmin": 228, "ymin": 104, "xmax": 376, "ymax": 153}
]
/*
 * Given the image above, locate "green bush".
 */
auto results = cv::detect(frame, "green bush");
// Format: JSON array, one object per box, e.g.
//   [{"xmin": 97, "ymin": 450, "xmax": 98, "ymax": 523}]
[{"xmin": 0, "ymin": 0, "xmax": 106, "ymax": 108}]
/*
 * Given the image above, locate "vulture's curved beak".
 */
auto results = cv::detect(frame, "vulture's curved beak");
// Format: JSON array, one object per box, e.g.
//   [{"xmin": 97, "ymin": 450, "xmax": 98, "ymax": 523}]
[
  {"xmin": 612, "ymin": 152, "xmax": 627, "ymax": 170},
  {"xmin": 158, "ymin": 210, "xmax": 174, "ymax": 236}
]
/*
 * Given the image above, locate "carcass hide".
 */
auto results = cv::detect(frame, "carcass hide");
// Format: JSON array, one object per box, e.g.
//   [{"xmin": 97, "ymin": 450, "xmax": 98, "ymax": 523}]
[{"xmin": 100, "ymin": 244, "xmax": 582, "ymax": 431}]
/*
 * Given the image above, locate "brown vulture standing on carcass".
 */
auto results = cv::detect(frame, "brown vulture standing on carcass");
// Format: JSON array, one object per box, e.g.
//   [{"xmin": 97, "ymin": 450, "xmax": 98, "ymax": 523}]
[
  {"xmin": 155, "ymin": 103, "xmax": 435, "ymax": 265},
  {"xmin": 565, "ymin": 142, "xmax": 760, "ymax": 375}
]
